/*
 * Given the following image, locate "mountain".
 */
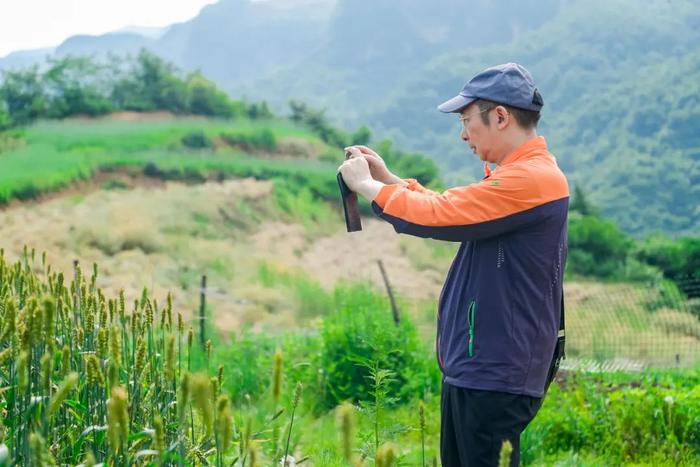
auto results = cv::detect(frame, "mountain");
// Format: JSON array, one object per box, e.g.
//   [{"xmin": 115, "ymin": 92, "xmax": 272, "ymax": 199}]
[
  {"xmin": 55, "ymin": 33, "xmax": 153, "ymax": 58},
  {"xmin": 116, "ymin": 26, "xmax": 169, "ymax": 39},
  {"xmin": 0, "ymin": 48, "xmax": 54, "ymax": 70},
  {"xmin": 151, "ymin": 0, "xmax": 336, "ymax": 89}
]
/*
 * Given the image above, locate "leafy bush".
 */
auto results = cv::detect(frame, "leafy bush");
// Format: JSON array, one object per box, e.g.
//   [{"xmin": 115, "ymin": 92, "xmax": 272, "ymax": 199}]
[
  {"xmin": 0, "ymin": 105, "xmax": 12, "ymax": 130},
  {"xmin": 319, "ymin": 282, "xmax": 439, "ymax": 409},
  {"xmin": 636, "ymin": 235, "xmax": 700, "ymax": 297},
  {"xmin": 181, "ymin": 129, "xmax": 213, "ymax": 149},
  {"xmin": 522, "ymin": 371, "xmax": 700, "ymax": 465},
  {"xmin": 567, "ymin": 212, "xmax": 633, "ymax": 278},
  {"xmin": 186, "ymin": 72, "xmax": 246, "ymax": 118},
  {"xmin": 220, "ymin": 129, "xmax": 276, "ymax": 152}
]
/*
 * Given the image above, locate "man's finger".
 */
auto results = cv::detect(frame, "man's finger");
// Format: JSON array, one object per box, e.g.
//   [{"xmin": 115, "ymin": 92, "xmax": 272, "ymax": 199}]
[{"xmin": 345, "ymin": 147, "xmax": 363, "ymax": 158}]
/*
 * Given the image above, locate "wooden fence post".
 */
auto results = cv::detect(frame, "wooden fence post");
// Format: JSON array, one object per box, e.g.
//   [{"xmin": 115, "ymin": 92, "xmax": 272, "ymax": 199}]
[{"xmin": 377, "ymin": 260, "xmax": 400, "ymax": 325}]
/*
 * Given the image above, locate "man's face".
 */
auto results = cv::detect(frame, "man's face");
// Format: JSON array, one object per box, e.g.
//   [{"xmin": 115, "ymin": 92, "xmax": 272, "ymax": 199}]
[{"xmin": 459, "ymin": 104, "xmax": 495, "ymax": 163}]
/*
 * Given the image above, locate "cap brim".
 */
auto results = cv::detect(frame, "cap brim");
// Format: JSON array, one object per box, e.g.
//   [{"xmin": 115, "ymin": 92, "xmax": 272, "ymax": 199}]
[{"xmin": 437, "ymin": 94, "xmax": 476, "ymax": 113}]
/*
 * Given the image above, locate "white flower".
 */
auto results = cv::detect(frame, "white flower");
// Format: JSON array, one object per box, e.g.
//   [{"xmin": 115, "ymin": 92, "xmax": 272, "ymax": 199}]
[
  {"xmin": 664, "ymin": 395, "xmax": 674, "ymax": 405},
  {"xmin": 280, "ymin": 455, "xmax": 296, "ymax": 466}
]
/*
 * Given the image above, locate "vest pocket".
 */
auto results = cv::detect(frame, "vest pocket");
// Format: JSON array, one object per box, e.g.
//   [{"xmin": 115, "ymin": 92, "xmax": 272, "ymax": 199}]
[{"xmin": 467, "ymin": 300, "xmax": 476, "ymax": 357}]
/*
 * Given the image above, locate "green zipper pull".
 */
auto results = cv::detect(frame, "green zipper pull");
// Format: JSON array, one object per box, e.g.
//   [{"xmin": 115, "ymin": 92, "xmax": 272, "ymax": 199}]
[{"xmin": 468, "ymin": 301, "xmax": 475, "ymax": 357}]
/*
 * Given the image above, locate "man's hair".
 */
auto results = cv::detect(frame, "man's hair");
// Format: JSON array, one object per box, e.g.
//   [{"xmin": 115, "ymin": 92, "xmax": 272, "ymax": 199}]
[{"xmin": 475, "ymin": 99, "xmax": 540, "ymax": 129}]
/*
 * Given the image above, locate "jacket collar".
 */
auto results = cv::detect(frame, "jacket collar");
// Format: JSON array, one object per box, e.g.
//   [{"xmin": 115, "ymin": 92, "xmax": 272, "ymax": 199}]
[{"xmin": 499, "ymin": 136, "xmax": 548, "ymax": 167}]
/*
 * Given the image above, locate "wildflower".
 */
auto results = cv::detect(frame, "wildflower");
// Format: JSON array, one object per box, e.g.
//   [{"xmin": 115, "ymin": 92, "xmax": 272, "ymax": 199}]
[{"xmin": 280, "ymin": 455, "xmax": 296, "ymax": 466}]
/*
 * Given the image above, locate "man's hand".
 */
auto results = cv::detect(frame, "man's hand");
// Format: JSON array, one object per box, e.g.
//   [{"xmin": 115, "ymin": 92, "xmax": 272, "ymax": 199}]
[
  {"xmin": 337, "ymin": 154, "xmax": 384, "ymax": 201},
  {"xmin": 344, "ymin": 145, "xmax": 407, "ymax": 186}
]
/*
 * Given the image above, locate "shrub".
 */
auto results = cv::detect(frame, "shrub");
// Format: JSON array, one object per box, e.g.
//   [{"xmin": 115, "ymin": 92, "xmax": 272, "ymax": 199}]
[
  {"xmin": 319, "ymin": 282, "xmax": 439, "ymax": 409},
  {"xmin": 220, "ymin": 129, "xmax": 276, "ymax": 152},
  {"xmin": 568, "ymin": 212, "xmax": 633, "ymax": 278},
  {"xmin": 181, "ymin": 130, "xmax": 213, "ymax": 149}
]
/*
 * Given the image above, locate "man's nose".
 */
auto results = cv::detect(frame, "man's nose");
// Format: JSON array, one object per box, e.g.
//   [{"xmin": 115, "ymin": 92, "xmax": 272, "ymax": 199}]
[{"xmin": 461, "ymin": 128, "xmax": 469, "ymax": 142}]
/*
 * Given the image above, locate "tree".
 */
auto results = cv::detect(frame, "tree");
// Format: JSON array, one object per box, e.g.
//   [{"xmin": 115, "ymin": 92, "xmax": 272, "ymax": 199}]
[
  {"xmin": 111, "ymin": 49, "xmax": 187, "ymax": 113},
  {"xmin": 186, "ymin": 72, "xmax": 245, "ymax": 118},
  {"xmin": 247, "ymin": 101, "xmax": 273, "ymax": 119},
  {"xmin": 568, "ymin": 213, "xmax": 633, "ymax": 278},
  {"xmin": 0, "ymin": 66, "xmax": 47, "ymax": 124},
  {"xmin": 43, "ymin": 56, "xmax": 113, "ymax": 118},
  {"xmin": 636, "ymin": 235, "xmax": 700, "ymax": 297},
  {"xmin": 288, "ymin": 100, "xmax": 307, "ymax": 123},
  {"xmin": 570, "ymin": 184, "xmax": 598, "ymax": 216},
  {"xmin": 350, "ymin": 125, "xmax": 371, "ymax": 145},
  {"xmin": 0, "ymin": 104, "xmax": 10, "ymax": 130}
]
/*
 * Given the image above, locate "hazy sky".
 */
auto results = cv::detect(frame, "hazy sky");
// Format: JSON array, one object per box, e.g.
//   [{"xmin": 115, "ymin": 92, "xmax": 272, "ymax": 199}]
[{"xmin": 0, "ymin": 0, "xmax": 218, "ymax": 57}]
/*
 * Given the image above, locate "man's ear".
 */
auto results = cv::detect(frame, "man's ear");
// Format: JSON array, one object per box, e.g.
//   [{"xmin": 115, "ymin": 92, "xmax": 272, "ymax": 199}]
[{"xmin": 495, "ymin": 106, "xmax": 509, "ymax": 128}]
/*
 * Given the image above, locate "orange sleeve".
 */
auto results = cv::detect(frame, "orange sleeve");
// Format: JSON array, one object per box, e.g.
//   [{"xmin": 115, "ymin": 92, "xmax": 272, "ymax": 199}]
[
  {"xmin": 372, "ymin": 163, "xmax": 569, "ymax": 241},
  {"xmin": 403, "ymin": 178, "xmax": 441, "ymax": 197}
]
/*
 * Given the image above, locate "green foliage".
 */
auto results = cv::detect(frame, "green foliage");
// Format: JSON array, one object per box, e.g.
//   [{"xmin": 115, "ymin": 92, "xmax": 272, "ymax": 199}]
[
  {"xmin": 220, "ymin": 128, "xmax": 277, "ymax": 152},
  {"xmin": 181, "ymin": 130, "xmax": 214, "ymax": 149},
  {"xmin": 0, "ymin": 65, "xmax": 47, "ymax": 124},
  {"xmin": 522, "ymin": 370, "xmax": 700, "ymax": 465},
  {"xmin": 0, "ymin": 51, "xmax": 268, "ymax": 126},
  {"xmin": 257, "ymin": 262, "xmax": 334, "ymax": 321},
  {"xmin": 567, "ymin": 212, "xmax": 633, "ymax": 279},
  {"xmin": 111, "ymin": 50, "xmax": 189, "ymax": 113},
  {"xmin": 351, "ymin": 125, "xmax": 371, "ymax": 146},
  {"xmin": 246, "ymin": 101, "xmax": 273, "ymax": 120},
  {"xmin": 43, "ymin": 56, "xmax": 113, "ymax": 118},
  {"xmin": 0, "ymin": 103, "xmax": 12, "ymax": 130},
  {"xmin": 0, "ymin": 118, "xmax": 337, "ymax": 205},
  {"xmin": 186, "ymin": 72, "xmax": 246, "ymax": 118},
  {"xmin": 636, "ymin": 236, "xmax": 700, "ymax": 297},
  {"xmin": 271, "ymin": 178, "xmax": 337, "ymax": 233},
  {"xmin": 320, "ymin": 282, "xmax": 439, "ymax": 409},
  {"xmin": 569, "ymin": 184, "xmax": 598, "ymax": 217},
  {"xmin": 288, "ymin": 100, "xmax": 373, "ymax": 149}
]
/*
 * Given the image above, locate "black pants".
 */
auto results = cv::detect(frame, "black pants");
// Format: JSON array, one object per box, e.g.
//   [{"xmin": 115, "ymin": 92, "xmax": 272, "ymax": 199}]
[{"xmin": 440, "ymin": 383, "xmax": 543, "ymax": 467}]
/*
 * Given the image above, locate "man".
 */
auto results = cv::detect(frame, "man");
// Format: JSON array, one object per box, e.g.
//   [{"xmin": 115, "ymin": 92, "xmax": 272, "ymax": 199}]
[{"xmin": 338, "ymin": 63, "xmax": 569, "ymax": 466}]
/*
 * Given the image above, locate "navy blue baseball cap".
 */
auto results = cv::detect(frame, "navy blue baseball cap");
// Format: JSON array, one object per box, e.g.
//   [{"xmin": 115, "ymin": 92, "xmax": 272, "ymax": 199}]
[{"xmin": 437, "ymin": 62, "xmax": 543, "ymax": 113}]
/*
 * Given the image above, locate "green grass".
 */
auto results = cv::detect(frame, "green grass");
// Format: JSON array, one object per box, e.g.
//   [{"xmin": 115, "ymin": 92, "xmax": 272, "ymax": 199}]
[{"xmin": 0, "ymin": 117, "xmax": 339, "ymax": 204}]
